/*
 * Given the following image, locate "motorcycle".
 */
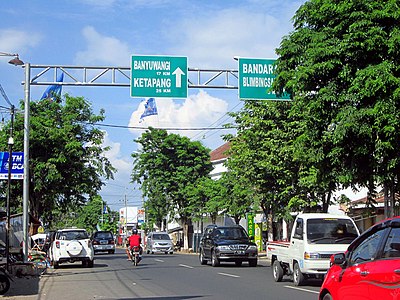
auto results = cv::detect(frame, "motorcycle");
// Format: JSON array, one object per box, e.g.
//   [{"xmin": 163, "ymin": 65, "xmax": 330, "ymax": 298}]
[{"xmin": 130, "ymin": 246, "xmax": 142, "ymax": 266}]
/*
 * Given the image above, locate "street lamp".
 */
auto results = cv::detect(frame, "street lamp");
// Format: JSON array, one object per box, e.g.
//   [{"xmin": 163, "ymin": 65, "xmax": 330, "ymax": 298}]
[{"xmin": 0, "ymin": 52, "xmax": 24, "ymax": 66}]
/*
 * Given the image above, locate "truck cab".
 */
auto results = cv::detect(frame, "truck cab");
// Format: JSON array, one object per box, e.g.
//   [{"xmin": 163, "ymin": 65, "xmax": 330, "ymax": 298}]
[{"xmin": 267, "ymin": 213, "xmax": 360, "ymax": 286}]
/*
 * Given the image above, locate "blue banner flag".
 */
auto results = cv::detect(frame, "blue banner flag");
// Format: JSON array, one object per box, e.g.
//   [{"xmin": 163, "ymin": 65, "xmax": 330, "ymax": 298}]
[
  {"xmin": 140, "ymin": 98, "xmax": 158, "ymax": 122},
  {"xmin": 40, "ymin": 72, "xmax": 64, "ymax": 100}
]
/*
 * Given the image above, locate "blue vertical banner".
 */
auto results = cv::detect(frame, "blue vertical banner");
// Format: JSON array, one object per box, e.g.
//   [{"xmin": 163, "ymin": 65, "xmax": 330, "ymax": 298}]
[{"xmin": 0, "ymin": 152, "xmax": 24, "ymax": 179}]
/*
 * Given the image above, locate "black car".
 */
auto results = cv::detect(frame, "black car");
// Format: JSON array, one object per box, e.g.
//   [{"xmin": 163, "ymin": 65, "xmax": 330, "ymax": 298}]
[
  {"xmin": 199, "ymin": 225, "xmax": 258, "ymax": 267},
  {"xmin": 90, "ymin": 231, "xmax": 115, "ymax": 254}
]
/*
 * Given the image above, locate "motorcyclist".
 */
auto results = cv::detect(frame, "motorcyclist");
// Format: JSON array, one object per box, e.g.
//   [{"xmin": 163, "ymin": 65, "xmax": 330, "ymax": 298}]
[{"xmin": 128, "ymin": 228, "xmax": 142, "ymax": 262}]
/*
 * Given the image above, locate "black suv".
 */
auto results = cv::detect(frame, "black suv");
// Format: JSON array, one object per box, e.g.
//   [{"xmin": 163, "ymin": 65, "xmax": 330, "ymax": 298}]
[
  {"xmin": 91, "ymin": 231, "xmax": 115, "ymax": 254},
  {"xmin": 199, "ymin": 225, "xmax": 258, "ymax": 267}
]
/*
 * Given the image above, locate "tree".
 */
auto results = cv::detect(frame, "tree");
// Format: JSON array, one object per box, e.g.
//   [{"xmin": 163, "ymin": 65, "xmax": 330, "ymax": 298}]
[
  {"xmin": 219, "ymin": 171, "xmax": 253, "ymax": 224},
  {"xmin": 0, "ymin": 94, "xmax": 115, "ymax": 225},
  {"xmin": 132, "ymin": 127, "xmax": 212, "ymax": 249},
  {"xmin": 198, "ymin": 177, "xmax": 226, "ymax": 225},
  {"xmin": 225, "ymin": 100, "xmax": 302, "ymax": 222},
  {"xmin": 274, "ymin": 0, "xmax": 400, "ymax": 216}
]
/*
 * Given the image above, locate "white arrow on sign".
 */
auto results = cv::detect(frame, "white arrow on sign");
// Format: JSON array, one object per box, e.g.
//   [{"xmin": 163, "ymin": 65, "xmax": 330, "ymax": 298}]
[{"xmin": 172, "ymin": 67, "xmax": 185, "ymax": 88}]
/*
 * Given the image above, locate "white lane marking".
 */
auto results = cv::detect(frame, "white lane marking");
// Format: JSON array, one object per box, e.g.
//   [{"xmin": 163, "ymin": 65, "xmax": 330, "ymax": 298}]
[
  {"xmin": 179, "ymin": 264, "xmax": 194, "ymax": 269},
  {"xmin": 154, "ymin": 259, "xmax": 164, "ymax": 262},
  {"xmin": 284, "ymin": 285, "xmax": 319, "ymax": 294},
  {"xmin": 218, "ymin": 272, "xmax": 240, "ymax": 278}
]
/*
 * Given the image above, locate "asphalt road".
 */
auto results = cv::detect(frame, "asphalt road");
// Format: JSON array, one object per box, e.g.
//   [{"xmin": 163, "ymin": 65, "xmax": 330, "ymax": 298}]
[{"xmin": 3, "ymin": 249, "xmax": 322, "ymax": 299}]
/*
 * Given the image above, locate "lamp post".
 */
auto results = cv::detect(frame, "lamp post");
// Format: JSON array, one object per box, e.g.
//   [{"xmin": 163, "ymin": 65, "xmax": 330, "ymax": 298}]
[
  {"xmin": 0, "ymin": 52, "xmax": 22, "ymax": 268},
  {"xmin": 1, "ymin": 52, "xmax": 26, "ymax": 261}
]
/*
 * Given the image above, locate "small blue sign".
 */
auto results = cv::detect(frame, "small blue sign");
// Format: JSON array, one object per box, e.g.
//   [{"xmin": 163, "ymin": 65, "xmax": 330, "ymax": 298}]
[{"xmin": 0, "ymin": 152, "xmax": 24, "ymax": 180}]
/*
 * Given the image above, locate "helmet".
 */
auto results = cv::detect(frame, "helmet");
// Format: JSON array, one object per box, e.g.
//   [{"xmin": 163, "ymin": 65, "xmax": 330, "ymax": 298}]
[{"xmin": 132, "ymin": 228, "xmax": 138, "ymax": 235}]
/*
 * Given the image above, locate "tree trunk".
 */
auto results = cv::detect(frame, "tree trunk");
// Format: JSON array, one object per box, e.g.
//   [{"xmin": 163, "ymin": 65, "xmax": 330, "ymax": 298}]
[
  {"xmin": 322, "ymin": 192, "xmax": 331, "ymax": 213},
  {"xmin": 181, "ymin": 217, "xmax": 193, "ymax": 250}
]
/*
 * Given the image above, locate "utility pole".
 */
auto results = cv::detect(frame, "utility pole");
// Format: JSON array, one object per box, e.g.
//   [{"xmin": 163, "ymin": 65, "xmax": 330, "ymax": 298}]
[
  {"xmin": 124, "ymin": 190, "xmax": 127, "ymax": 243},
  {"xmin": 0, "ymin": 84, "xmax": 15, "ymax": 271}
]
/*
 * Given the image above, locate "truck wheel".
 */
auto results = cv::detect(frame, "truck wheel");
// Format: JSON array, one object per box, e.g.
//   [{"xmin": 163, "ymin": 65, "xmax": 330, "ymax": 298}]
[
  {"xmin": 53, "ymin": 260, "xmax": 59, "ymax": 269},
  {"xmin": 211, "ymin": 250, "xmax": 220, "ymax": 267},
  {"xmin": 293, "ymin": 262, "xmax": 305, "ymax": 286},
  {"xmin": 272, "ymin": 260, "xmax": 284, "ymax": 282}
]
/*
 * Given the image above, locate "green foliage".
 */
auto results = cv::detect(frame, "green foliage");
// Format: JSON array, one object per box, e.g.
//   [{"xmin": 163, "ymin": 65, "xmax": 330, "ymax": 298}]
[
  {"xmin": 218, "ymin": 172, "xmax": 253, "ymax": 224},
  {"xmin": 0, "ymin": 94, "xmax": 116, "ymax": 225},
  {"xmin": 225, "ymin": 100, "xmax": 305, "ymax": 216},
  {"xmin": 273, "ymin": 0, "xmax": 400, "ymax": 210},
  {"xmin": 132, "ymin": 127, "xmax": 212, "ymax": 229},
  {"xmin": 49, "ymin": 195, "xmax": 118, "ymax": 233}
]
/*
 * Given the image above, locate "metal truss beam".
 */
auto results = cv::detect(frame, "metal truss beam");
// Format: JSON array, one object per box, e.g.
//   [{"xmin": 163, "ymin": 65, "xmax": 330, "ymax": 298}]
[{"xmin": 26, "ymin": 65, "xmax": 239, "ymax": 90}]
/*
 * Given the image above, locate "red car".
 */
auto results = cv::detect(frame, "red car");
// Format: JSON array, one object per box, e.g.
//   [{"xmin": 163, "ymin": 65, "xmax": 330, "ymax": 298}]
[{"xmin": 319, "ymin": 216, "xmax": 400, "ymax": 300}]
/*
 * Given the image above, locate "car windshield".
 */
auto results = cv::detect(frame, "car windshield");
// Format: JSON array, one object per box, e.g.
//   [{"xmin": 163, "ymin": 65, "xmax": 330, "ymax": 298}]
[
  {"xmin": 214, "ymin": 228, "xmax": 248, "ymax": 240},
  {"xmin": 58, "ymin": 230, "xmax": 89, "ymax": 240},
  {"xmin": 307, "ymin": 218, "xmax": 359, "ymax": 244},
  {"xmin": 95, "ymin": 232, "xmax": 113, "ymax": 239},
  {"xmin": 153, "ymin": 234, "xmax": 170, "ymax": 240}
]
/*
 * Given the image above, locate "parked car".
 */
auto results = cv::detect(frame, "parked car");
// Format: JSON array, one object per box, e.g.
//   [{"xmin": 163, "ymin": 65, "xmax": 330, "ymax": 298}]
[
  {"xmin": 199, "ymin": 224, "xmax": 258, "ymax": 267},
  {"xmin": 319, "ymin": 216, "xmax": 400, "ymax": 300},
  {"xmin": 91, "ymin": 231, "xmax": 115, "ymax": 254},
  {"xmin": 146, "ymin": 232, "xmax": 173, "ymax": 254},
  {"xmin": 49, "ymin": 228, "xmax": 94, "ymax": 268}
]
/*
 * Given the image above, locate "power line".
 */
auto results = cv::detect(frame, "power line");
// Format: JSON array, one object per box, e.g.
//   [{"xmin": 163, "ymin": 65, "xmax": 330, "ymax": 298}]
[{"xmin": 90, "ymin": 122, "xmax": 234, "ymax": 131}]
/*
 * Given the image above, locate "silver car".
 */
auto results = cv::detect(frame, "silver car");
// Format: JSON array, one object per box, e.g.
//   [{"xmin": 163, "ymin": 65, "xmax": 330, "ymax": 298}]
[{"xmin": 146, "ymin": 232, "xmax": 173, "ymax": 254}]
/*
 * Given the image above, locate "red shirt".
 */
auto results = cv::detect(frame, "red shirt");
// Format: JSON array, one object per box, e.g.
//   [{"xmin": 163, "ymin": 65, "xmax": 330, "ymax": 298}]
[{"xmin": 129, "ymin": 234, "xmax": 141, "ymax": 247}]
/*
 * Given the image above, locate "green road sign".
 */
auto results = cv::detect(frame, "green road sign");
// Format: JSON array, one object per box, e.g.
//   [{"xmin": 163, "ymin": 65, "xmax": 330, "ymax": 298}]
[
  {"xmin": 131, "ymin": 55, "xmax": 188, "ymax": 98},
  {"xmin": 238, "ymin": 58, "xmax": 290, "ymax": 100}
]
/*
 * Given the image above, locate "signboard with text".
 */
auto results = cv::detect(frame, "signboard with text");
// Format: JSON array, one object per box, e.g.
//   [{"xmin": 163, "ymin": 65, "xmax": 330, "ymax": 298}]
[
  {"xmin": 238, "ymin": 58, "xmax": 290, "ymax": 100},
  {"xmin": 131, "ymin": 55, "xmax": 188, "ymax": 98},
  {"xmin": 247, "ymin": 213, "xmax": 255, "ymax": 238},
  {"xmin": 0, "ymin": 152, "xmax": 24, "ymax": 180}
]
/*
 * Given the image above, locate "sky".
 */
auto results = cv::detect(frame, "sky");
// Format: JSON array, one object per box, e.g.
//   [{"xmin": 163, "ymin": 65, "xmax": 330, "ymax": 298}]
[{"xmin": 0, "ymin": 0, "xmax": 313, "ymax": 212}]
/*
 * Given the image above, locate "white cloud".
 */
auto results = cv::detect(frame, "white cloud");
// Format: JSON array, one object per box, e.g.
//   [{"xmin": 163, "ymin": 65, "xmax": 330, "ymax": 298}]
[
  {"xmin": 166, "ymin": 7, "xmax": 296, "ymax": 68},
  {"xmin": 75, "ymin": 26, "xmax": 131, "ymax": 65},
  {"xmin": 0, "ymin": 28, "xmax": 42, "ymax": 58},
  {"xmin": 128, "ymin": 90, "xmax": 229, "ymax": 139},
  {"xmin": 102, "ymin": 131, "xmax": 132, "ymax": 175}
]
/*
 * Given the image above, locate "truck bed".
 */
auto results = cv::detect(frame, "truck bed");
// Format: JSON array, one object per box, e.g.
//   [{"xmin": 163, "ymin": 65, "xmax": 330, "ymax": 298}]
[{"xmin": 266, "ymin": 241, "xmax": 290, "ymax": 260}]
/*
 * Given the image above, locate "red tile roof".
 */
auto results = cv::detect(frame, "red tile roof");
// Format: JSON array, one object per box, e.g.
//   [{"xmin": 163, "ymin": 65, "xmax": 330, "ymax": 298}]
[{"xmin": 210, "ymin": 142, "xmax": 230, "ymax": 162}]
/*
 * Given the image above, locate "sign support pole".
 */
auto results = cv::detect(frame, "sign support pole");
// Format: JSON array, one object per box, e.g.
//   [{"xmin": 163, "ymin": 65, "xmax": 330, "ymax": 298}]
[{"xmin": 22, "ymin": 63, "xmax": 30, "ymax": 262}]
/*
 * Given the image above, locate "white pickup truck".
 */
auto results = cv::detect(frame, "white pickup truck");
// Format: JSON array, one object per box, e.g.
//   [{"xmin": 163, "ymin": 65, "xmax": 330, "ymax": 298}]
[{"xmin": 266, "ymin": 213, "xmax": 360, "ymax": 286}]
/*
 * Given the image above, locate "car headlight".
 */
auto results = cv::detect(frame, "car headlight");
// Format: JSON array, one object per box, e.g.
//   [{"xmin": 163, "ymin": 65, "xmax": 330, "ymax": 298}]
[
  {"xmin": 217, "ymin": 245, "xmax": 230, "ymax": 251},
  {"xmin": 304, "ymin": 252, "xmax": 320, "ymax": 259},
  {"xmin": 248, "ymin": 245, "xmax": 257, "ymax": 251}
]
